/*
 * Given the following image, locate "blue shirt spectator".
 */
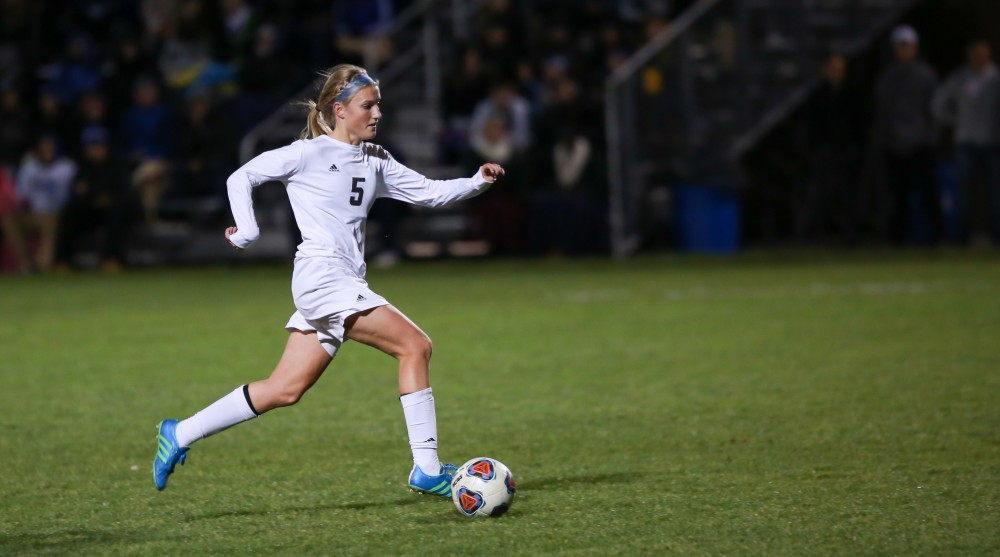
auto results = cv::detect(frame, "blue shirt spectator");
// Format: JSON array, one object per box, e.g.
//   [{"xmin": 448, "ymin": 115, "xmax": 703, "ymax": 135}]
[
  {"xmin": 48, "ymin": 33, "xmax": 103, "ymax": 108},
  {"xmin": 119, "ymin": 76, "xmax": 172, "ymax": 160}
]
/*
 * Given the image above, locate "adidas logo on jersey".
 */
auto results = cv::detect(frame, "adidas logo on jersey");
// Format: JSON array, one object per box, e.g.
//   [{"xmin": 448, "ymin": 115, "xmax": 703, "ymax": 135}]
[{"xmin": 328, "ymin": 164, "xmax": 339, "ymax": 172}]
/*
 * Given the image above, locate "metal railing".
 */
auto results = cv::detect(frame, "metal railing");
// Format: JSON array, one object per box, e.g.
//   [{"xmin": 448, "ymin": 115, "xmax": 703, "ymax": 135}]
[
  {"xmin": 605, "ymin": 0, "xmax": 721, "ymax": 258},
  {"xmin": 604, "ymin": 0, "xmax": 921, "ymax": 257}
]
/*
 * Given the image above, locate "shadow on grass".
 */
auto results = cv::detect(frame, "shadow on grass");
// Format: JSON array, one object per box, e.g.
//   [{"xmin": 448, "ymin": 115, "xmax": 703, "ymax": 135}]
[
  {"xmin": 187, "ymin": 473, "xmax": 634, "ymax": 525},
  {"xmin": 0, "ymin": 498, "xmax": 450, "ymax": 552},
  {"xmin": 413, "ymin": 473, "xmax": 635, "ymax": 523},
  {"xmin": 185, "ymin": 494, "xmax": 432, "ymax": 522},
  {"xmin": 0, "ymin": 529, "xmax": 146, "ymax": 554}
]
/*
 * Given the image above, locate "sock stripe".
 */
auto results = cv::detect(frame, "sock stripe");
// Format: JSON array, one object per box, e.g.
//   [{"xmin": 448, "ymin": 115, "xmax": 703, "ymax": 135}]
[{"xmin": 242, "ymin": 384, "xmax": 260, "ymax": 416}]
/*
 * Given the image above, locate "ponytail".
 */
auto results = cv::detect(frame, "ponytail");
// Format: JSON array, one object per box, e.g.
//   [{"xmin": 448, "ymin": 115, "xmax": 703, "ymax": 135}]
[{"xmin": 302, "ymin": 99, "xmax": 334, "ymax": 139}]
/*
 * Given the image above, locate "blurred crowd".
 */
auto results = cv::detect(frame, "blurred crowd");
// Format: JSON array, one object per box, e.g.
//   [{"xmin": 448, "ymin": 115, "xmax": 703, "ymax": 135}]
[
  {"xmin": 0, "ymin": 0, "xmax": 403, "ymax": 273},
  {"xmin": 0, "ymin": 0, "xmax": 694, "ymax": 272},
  {"xmin": 2, "ymin": 1, "xmax": 994, "ymax": 274},
  {"xmin": 795, "ymin": 25, "xmax": 1000, "ymax": 248},
  {"xmin": 437, "ymin": 0, "xmax": 694, "ymax": 257}
]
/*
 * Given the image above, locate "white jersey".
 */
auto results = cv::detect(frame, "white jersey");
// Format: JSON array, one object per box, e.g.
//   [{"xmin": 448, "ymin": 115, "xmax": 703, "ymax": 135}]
[{"xmin": 227, "ymin": 134, "xmax": 491, "ymax": 276}]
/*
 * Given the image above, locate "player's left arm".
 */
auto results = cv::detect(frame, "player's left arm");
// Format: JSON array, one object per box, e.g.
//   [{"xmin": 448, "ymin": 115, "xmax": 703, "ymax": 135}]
[{"xmin": 378, "ymin": 151, "xmax": 504, "ymax": 208}]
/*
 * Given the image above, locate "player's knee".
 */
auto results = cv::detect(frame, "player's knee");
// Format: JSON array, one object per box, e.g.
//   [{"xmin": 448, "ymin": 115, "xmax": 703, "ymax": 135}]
[
  {"xmin": 267, "ymin": 380, "xmax": 308, "ymax": 408},
  {"xmin": 401, "ymin": 332, "xmax": 433, "ymax": 363},
  {"xmin": 273, "ymin": 387, "xmax": 305, "ymax": 407}
]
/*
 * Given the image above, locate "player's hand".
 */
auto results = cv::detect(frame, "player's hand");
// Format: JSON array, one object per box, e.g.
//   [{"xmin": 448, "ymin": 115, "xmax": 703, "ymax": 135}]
[
  {"xmin": 225, "ymin": 226, "xmax": 242, "ymax": 250},
  {"xmin": 480, "ymin": 163, "xmax": 506, "ymax": 183}
]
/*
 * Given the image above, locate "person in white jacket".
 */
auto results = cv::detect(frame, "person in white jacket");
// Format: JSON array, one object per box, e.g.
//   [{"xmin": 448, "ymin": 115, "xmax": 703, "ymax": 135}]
[
  {"xmin": 932, "ymin": 39, "xmax": 1000, "ymax": 244},
  {"xmin": 14, "ymin": 135, "xmax": 76, "ymax": 272},
  {"xmin": 153, "ymin": 64, "xmax": 504, "ymax": 495}
]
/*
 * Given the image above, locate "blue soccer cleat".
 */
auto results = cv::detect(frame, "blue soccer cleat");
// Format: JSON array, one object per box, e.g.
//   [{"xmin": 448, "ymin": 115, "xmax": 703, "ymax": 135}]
[
  {"xmin": 408, "ymin": 463, "xmax": 458, "ymax": 497},
  {"xmin": 153, "ymin": 419, "xmax": 189, "ymax": 491}
]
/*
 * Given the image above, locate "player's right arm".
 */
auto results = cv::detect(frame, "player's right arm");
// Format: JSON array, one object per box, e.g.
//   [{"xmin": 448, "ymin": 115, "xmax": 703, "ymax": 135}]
[{"xmin": 225, "ymin": 142, "xmax": 303, "ymax": 249}]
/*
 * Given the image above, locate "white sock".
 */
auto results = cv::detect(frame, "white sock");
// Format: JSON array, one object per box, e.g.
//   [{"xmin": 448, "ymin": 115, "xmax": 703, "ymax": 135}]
[
  {"xmin": 175, "ymin": 385, "xmax": 259, "ymax": 447},
  {"xmin": 400, "ymin": 387, "xmax": 442, "ymax": 475}
]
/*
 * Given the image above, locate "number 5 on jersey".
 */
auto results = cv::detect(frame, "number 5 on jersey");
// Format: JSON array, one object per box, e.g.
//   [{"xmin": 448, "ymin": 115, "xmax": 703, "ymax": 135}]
[{"xmin": 350, "ymin": 177, "xmax": 365, "ymax": 206}]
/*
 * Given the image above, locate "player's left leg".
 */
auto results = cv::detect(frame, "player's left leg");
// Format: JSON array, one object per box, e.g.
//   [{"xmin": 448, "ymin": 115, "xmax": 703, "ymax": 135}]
[
  {"xmin": 154, "ymin": 331, "xmax": 333, "ymax": 490},
  {"xmin": 344, "ymin": 305, "xmax": 457, "ymax": 497}
]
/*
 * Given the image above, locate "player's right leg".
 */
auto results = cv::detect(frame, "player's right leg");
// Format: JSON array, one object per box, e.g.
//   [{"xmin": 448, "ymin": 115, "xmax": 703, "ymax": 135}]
[
  {"xmin": 344, "ymin": 305, "xmax": 457, "ymax": 497},
  {"xmin": 153, "ymin": 331, "xmax": 333, "ymax": 490}
]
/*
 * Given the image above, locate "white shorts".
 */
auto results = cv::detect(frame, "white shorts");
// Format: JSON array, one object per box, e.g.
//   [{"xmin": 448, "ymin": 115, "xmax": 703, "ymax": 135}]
[{"xmin": 285, "ymin": 256, "xmax": 388, "ymax": 356}]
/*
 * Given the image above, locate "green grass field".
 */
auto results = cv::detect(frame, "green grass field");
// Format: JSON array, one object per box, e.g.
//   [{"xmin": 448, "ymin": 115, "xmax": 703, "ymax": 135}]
[{"xmin": 1, "ymin": 252, "xmax": 998, "ymax": 556}]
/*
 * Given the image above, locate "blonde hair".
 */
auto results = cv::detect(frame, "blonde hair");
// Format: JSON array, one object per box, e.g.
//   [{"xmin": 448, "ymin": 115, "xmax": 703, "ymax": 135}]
[{"xmin": 300, "ymin": 64, "xmax": 378, "ymax": 139}]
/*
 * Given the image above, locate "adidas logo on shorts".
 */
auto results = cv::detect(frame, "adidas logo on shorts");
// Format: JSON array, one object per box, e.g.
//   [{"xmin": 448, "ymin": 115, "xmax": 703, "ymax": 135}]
[{"xmin": 356, "ymin": 294, "xmax": 366, "ymax": 302}]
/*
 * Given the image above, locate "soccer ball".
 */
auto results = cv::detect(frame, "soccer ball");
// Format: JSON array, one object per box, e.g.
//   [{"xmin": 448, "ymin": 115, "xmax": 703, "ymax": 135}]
[{"xmin": 450, "ymin": 457, "xmax": 517, "ymax": 518}]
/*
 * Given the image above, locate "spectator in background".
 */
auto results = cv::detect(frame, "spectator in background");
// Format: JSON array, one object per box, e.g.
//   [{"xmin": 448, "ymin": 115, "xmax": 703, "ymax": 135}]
[
  {"xmin": 534, "ymin": 77, "xmax": 592, "ymax": 165},
  {"xmin": 528, "ymin": 124, "xmax": 605, "ymax": 257},
  {"xmin": 292, "ymin": 0, "xmax": 338, "ymax": 72},
  {"xmin": 932, "ymin": 39, "xmax": 1000, "ymax": 245},
  {"xmin": 13, "ymin": 135, "xmax": 76, "ymax": 272},
  {"xmin": 535, "ymin": 54, "xmax": 574, "ymax": 109},
  {"xmin": 587, "ymin": 21, "xmax": 630, "ymax": 85},
  {"xmin": 603, "ymin": 47, "xmax": 630, "ymax": 80},
  {"xmin": 55, "ymin": 125, "xmax": 133, "ymax": 272},
  {"xmin": 0, "ymin": 84, "xmax": 33, "ymax": 167},
  {"xmin": 158, "ymin": 0, "xmax": 235, "ymax": 100},
  {"xmin": 473, "ymin": 0, "xmax": 519, "ymax": 43},
  {"xmin": 570, "ymin": 0, "xmax": 614, "ymax": 56},
  {"xmin": 515, "ymin": 58, "xmax": 544, "ymax": 106},
  {"xmin": 36, "ymin": 87, "xmax": 75, "ymax": 149},
  {"xmin": 235, "ymin": 23, "xmax": 295, "ymax": 133},
  {"xmin": 0, "ymin": 38, "xmax": 26, "ymax": 89},
  {"xmin": 333, "ymin": 0, "xmax": 393, "ymax": 69},
  {"xmin": 468, "ymin": 112, "xmax": 518, "ymax": 171},
  {"xmin": 47, "ymin": 33, "xmax": 104, "ymax": 109},
  {"xmin": 535, "ymin": 20, "xmax": 577, "ymax": 90},
  {"xmin": 528, "ymin": 73, "xmax": 605, "ymax": 256},
  {"xmin": 221, "ymin": 0, "xmax": 261, "ymax": 66},
  {"xmin": 873, "ymin": 25, "xmax": 940, "ymax": 245},
  {"xmin": 61, "ymin": 0, "xmax": 135, "ymax": 45},
  {"xmin": 104, "ymin": 28, "xmax": 158, "ymax": 123},
  {"xmin": 171, "ymin": 88, "xmax": 233, "ymax": 206},
  {"xmin": 68, "ymin": 89, "xmax": 112, "ymax": 158},
  {"xmin": 469, "ymin": 81, "xmax": 533, "ymax": 154},
  {"xmin": 464, "ymin": 111, "xmax": 528, "ymax": 255},
  {"xmin": 443, "ymin": 47, "xmax": 493, "ymax": 123},
  {"xmin": 141, "ymin": 0, "xmax": 178, "ymax": 42},
  {"xmin": 476, "ymin": 24, "xmax": 519, "ymax": 79},
  {"xmin": 798, "ymin": 52, "xmax": 866, "ymax": 244},
  {"xmin": 0, "ymin": 163, "xmax": 28, "ymax": 273},
  {"xmin": 119, "ymin": 75, "xmax": 172, "ymax": 223},
  {"xmin": 440, "ymin": 47, "xmax": 492, "ymax": 163}
]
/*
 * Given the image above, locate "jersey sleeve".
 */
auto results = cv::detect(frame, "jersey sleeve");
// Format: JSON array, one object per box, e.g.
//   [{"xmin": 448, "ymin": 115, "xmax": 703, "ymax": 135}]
[
  {"xmin": 226, "ymin": 142, "xmax": 303, "ymax": 248},
  {"xmin": 376, "ymin": 151, "xmax": 491, "ymax": 208}
]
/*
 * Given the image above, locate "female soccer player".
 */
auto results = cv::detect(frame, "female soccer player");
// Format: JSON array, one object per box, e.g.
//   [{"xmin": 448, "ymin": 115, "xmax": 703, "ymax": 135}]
[{"xmin": 153, "ymin": 64, "xmax": 504, "ymax": 495}]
